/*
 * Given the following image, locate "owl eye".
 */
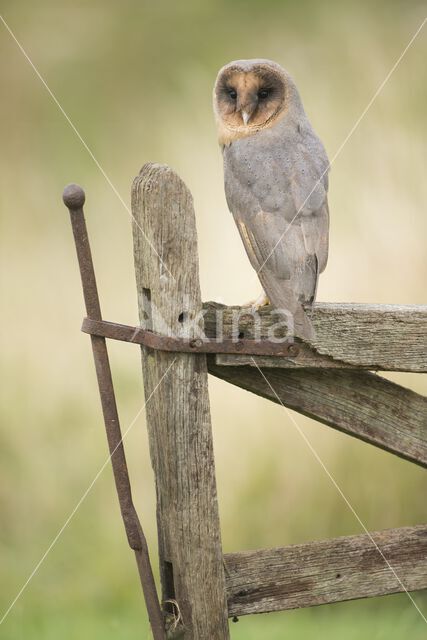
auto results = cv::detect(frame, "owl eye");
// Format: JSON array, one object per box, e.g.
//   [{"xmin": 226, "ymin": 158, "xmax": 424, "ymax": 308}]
[
  {"xmin": 228, "ymin": 89, "xmax": 237, "ymax": 100},
  {"xmin": 258, "ymin": 89, "xmax": 270, "ymax": 99}
]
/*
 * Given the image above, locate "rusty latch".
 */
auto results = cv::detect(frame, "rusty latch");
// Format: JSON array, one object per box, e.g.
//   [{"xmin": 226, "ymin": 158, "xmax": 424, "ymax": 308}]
[{"xmin": 81, "ymin": 317, "xmax": 300, "ymax": 357}]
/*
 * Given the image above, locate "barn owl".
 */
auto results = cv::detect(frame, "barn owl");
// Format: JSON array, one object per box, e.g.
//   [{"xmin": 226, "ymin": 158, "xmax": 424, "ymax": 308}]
[{"xmin": 213, "ymin": 59, "xmax": 329, "ymax": 341}]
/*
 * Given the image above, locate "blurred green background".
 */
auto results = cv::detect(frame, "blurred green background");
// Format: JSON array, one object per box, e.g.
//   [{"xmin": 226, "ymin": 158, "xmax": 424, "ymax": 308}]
[{"xmin": 1, "ymin": 1, "xmax": 426, "ymax": 638}]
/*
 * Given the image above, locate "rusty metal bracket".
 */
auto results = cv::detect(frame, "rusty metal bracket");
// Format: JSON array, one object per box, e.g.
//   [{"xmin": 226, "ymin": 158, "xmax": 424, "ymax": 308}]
[
  {"xmin": 81, "ymin": 317, "xmax": 300, "ymax": 357},
  {"xmin": 63, "ymin": 184, "xmax": 166, "ymax": 640}
]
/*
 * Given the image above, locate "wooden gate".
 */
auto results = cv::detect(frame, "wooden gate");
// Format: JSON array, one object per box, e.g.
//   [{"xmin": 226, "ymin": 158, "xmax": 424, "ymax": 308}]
[{"xmin": 64, "ymin": 163, "xmax": 427, "ymax": 639}]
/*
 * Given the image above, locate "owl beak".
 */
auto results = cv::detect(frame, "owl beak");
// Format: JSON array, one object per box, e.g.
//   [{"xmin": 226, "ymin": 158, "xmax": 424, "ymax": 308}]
[{"xmin": 242, "ymin": 110, "xmax": 251, "ymax": 125}]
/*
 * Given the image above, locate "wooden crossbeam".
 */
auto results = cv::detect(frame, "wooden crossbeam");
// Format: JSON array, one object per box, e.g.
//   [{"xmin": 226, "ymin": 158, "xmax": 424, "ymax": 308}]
[
  {"xmin": 207, "ymin": 360, "xmax": 427, "ymax": 467},
  {"xmin": 203, "ymin": 302, "xmax": 427, "ymax": 372},
  {"xmin": 224, "ymin": 525, "xmax": 427, "ymax": 616}
]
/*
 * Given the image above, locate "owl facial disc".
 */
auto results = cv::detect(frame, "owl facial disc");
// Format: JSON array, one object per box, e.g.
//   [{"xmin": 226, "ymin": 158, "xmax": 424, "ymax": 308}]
[{"xmin": 213, "ymin": 59, "xmax": 287, "ymax": 133}]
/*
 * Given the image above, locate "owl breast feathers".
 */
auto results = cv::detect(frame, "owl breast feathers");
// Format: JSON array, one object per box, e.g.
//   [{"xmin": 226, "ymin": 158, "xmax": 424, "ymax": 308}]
[{"xmin": 214, "ymin": 59, "xmax": 330, "ymax": 341}]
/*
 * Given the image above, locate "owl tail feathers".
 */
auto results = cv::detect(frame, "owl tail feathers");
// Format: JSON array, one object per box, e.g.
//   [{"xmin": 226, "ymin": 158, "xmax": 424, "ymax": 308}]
[
  {"xmin": 265, "ymin": 282, "xmax": 316, "ymax": 343},
  {"xmin": 292, "ymin": 305, "xmax": 315, "ymax": 342}
]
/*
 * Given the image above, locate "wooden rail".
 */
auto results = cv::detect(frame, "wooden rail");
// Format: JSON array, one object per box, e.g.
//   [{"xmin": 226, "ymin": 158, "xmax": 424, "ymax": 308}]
[
  {"xmin": 203, "ymin": 302, "xmax": 427, "ymax": 372},
  {"xmin": 225, "ymin": 525, "xmax": 427, "ymax": 616},
  {"xmin": 208, "ymin": 359, "xmax": 427, "ymax": 468}
]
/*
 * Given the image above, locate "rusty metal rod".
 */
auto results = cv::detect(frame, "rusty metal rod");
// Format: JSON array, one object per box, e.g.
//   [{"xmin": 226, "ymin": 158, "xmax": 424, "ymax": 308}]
[{"xmin": 62, "ymin": 184, "xmax": 166, "ymax": 640}]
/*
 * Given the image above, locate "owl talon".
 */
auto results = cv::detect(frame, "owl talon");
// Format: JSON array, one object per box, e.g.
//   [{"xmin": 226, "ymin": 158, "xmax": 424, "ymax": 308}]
[{"xmin": 245, "ymin": 291, "xmax": 270, "ymax": 310}]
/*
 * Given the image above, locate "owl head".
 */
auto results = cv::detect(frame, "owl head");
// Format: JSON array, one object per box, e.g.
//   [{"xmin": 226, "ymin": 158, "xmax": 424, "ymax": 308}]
[{"xmin": 213, "ymin": 59, "xmax": 302, "ymax": 144}]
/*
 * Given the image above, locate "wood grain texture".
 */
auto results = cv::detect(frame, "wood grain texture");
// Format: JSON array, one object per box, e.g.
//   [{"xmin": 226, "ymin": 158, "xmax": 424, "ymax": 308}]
[
  {"xmin": 207, "ymin": 360, "xmax": 427, "ymax": 468},
  {"xmin": 202, "ymin": 302, "xmax": 427, "ymax": 372},
  {"xmin": 132, "ymin": 164, "xmax": 229, "ymax": 639},
  {"xmin": 224, "ymin": 525, "xmax": 427, "ymax": 616}
]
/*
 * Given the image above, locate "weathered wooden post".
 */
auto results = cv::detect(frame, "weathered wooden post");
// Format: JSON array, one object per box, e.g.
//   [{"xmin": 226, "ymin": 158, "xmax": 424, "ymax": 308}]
[{"xmin": 132, "ymin": 164, "xmax": 230, "ymax": 639}]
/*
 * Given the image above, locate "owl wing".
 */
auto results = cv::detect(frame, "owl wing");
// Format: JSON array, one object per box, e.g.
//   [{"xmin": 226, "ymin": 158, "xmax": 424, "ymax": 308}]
[
  {"xmin": 234, "ymin": 208, "xmax": 318, "ymax": 305},
  {"xmin": 290, "ymin": 139, "xmax": 329, "ymax": 275},
  {"xmin": 224, "ymin": 132, "xmax": 329, "ymax": 311}
]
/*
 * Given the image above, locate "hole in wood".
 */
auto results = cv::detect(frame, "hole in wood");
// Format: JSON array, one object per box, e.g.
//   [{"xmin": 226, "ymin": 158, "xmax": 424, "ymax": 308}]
[
  {"xmin": 336, "ymin": 573, "xmax": 341, "ymax": 579},
  {"xmin": 238, "ymin": 331, "xmax": 245, "ymax": 339},
  {"xmin": 178, "ymin": 312, "xmax": 186, "ymax": 323},
  {"xmin": 164, "ymin": 561, "xmax": 176, "ymax": 613},
  {"xmin": 142, "ymin": 288, "xmax": 152, "ymax": 329}
]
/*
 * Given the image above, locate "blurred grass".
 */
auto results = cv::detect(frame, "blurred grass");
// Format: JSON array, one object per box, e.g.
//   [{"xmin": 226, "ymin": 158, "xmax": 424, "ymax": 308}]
[
  {"xmin": 3, "ymin": 596, "xmax": 427, "ymax": 640},
  {"xmin": 1, "ymin": 0, "xmax": 426, "ymax": 637}
]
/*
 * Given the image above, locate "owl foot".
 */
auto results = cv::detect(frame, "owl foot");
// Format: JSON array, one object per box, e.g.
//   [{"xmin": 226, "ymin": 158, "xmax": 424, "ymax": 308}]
[{"xmin": 245, "ymin": 291, "xmax": 270, "ymax": 310}]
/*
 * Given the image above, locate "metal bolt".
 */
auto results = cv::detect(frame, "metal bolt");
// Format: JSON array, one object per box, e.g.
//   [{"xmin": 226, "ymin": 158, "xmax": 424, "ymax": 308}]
[{"xmin": 288, "ymin": 344, "xmax": 300, "ymax": 357}]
